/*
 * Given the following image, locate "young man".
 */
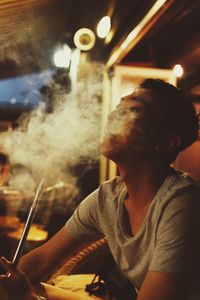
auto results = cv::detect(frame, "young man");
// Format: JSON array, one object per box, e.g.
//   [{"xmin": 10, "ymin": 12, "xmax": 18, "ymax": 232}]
[{"xmin": 0, "ymin": 79, "xmax": 200, "ymax": 300}]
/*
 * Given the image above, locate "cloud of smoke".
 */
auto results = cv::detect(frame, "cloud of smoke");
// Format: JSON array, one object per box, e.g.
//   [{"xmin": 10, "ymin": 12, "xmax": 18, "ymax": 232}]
[
  {"xmin": 0, "ymin": 5, "xmax": 103, "ymax": 221},
  {"xmin": 0, "ymin": 63, "xmax": 102, "ymax": 198}
]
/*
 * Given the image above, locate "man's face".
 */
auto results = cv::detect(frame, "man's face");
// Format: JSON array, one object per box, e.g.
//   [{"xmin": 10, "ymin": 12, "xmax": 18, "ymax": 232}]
[{"xmin": 100, "ymin": 88, "xmax": 157, "ymax": 161}]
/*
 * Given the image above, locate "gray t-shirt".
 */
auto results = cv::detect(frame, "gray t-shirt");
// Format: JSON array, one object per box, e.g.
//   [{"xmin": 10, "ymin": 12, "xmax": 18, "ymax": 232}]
[{"xmin": 66, "ymin": 167, "xmax": 200, "ymax": 299}]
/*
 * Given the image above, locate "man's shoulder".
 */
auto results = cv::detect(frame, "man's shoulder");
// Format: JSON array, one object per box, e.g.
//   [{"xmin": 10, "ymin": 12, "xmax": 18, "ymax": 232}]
[
  {"xmin": 153, "ymin": 168, "xmax": 200, "ymax": 215},
  {"xmin": 97, "ymin": 176, "xmax": 125, "ymax": 208},
  {"xmin": 165, "ymin": 167, "xmax": 200, "ymax": 194},
  {"xmin": 100, "ymin": 176, "xmax": 124, "ymax": 191}
]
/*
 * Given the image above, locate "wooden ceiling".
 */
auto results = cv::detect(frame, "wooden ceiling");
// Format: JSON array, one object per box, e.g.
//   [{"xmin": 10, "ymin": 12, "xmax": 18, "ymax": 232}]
[{"xmin": 0, "ymin": 0, "xmax": 200, "ymax": 113}]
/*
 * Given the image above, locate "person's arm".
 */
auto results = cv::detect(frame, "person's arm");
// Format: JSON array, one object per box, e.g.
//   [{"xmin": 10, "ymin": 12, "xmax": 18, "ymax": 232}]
[
  {"xmin": 0, "ymin": 257, "xmax": 35, "ymax": 300},
  {"xmin": 0, "ymin": 227, "xmax": 84, "ymax": 300},
  {"xmin": 136, "ymin": 189, "xmax": 200, "ymax": 300},
  {"xmin": 136, "ymin": 270, "xmax": 191, "ymax": 300},
  {"xmin": 18, "ymin": 226, "xmax": 84, "ymax": 283},
  {"xmin": 19, "ymin": 186, "xmax": 102, "ymax": 283}
]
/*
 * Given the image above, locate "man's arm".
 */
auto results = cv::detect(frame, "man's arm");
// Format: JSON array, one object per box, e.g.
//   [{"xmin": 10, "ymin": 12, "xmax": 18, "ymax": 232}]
[
  {"xmin": 18, "ymin": 226, "xmax": 84, "ymax": 283},
  {"xmin": 137, "ymin": 270, "xmax": 191, "ymax": 300}
]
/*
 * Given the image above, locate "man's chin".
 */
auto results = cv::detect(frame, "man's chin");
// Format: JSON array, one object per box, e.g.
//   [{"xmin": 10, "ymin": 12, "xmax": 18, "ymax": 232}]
[{"xmin": 100, "ymin": 142, "xmax": 121, "ymax": 161}]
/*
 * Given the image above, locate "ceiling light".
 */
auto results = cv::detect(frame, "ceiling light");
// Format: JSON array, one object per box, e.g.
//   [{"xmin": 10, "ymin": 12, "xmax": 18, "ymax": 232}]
[
  {"xmin": 173, "ymin": 64, "xmax": 184, "ymax": 77},
  {"xmin": 97, "ymin": 16, "xmax": 111, "ymax": 39},
  {"xmin": 53, "ymin": 44, "xmax": 71, "ymax": 68},
  {"xmin": 73, "ymin": 28, "xmax": 96, "ymax": 51}
]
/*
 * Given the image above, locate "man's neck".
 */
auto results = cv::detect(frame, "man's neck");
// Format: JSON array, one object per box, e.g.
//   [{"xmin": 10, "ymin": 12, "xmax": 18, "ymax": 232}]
[{"xmin": 118, "ymin": 161, "xmax": 170, "ymax": 208}]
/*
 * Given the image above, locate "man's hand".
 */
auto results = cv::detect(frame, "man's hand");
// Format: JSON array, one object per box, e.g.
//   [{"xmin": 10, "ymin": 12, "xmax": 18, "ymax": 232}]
[{"xmin": 0, "ymin": 257, "xmax": 34, "ymax": 300}]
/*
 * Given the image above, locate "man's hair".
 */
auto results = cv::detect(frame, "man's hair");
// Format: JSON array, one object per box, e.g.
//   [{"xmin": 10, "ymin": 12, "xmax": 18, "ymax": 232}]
[{"xmin": 139, "ymin": 78, "xmax": 199, "ymax": 159}]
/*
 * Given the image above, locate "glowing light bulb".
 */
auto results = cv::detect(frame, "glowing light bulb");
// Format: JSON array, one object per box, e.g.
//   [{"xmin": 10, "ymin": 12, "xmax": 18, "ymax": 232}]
[
  {"xmin": 97, "ymin": 16, "xmax": 111, "ymax": 39},
  {"xmin": 53, "ymin": 44, "xmax": 71, "ymax": 68},
  {"xmin": 173, "ymin": 64, "xmax": 184, "ymax": 78}
]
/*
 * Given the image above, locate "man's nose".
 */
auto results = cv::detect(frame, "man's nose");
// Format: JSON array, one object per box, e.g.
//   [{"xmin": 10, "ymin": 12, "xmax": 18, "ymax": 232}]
[{"xmin": 108, "ymin": 108, "xmax": 122, "ymax": 121}]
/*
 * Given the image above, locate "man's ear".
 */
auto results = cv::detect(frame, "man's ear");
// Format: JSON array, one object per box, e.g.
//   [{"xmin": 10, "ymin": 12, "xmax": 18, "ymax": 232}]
[{"xmin": 155, "ymin": 133, "xmax": 181, "ymax": 153}]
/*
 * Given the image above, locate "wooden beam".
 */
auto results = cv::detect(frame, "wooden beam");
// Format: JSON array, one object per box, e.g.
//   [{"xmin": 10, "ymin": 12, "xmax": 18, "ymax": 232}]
[{"xmin": 106, "ymin": 0, "xmax": 174, "ymax": 68}]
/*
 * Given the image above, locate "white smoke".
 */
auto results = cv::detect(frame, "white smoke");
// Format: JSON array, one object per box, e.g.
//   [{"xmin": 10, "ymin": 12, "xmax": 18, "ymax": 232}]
[{"xmin": 0, "ymin": 63, "xmax": 102, "ymax": 197}]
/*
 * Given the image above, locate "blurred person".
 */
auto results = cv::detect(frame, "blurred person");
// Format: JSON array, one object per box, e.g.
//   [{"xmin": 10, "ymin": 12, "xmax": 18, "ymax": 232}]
[
  {"xmin": 0, "ymin": 78, "xmax": 200, "ymax": 300},
  {"xmin": 0, "ymin": 153, "xmax": 10, "ymax": 185}
]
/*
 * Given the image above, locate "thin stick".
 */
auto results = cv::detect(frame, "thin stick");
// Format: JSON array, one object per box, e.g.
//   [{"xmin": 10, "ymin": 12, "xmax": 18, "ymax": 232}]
[{"xmin": 12, "ymin": 178, "xmax": 46, "ymax": 266}]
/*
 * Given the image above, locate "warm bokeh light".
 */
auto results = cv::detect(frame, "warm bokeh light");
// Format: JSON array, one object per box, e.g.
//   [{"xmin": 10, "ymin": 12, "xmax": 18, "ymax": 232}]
[
  {"xmin": 53, "ymin": 44, "xmax": 71, "ymax": 68},
  {"xmin": 97, "ymin": 16, "xmax": 111, "ymax": 39},
  {"xmin": 173, "ymin": 64, "xmax": 184, "ymax": 77},
  {"xmin": 70, "ymin": 48, "xmax": 80, "ymax": 69},
  {"xmin": 69, "ymin": 48, "xmax": 81, "ymax": 91},
  {"xmin": 73, "ymin": 28, "xmax": 96, "ymax": 51}
]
